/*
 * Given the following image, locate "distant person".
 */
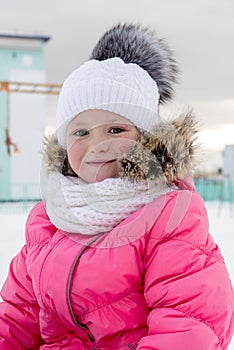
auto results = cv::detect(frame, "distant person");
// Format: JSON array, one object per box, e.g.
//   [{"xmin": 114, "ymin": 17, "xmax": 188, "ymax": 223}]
[{"xmin": 0, "ymin": 23, "xmax": 233, "ymax": 349}]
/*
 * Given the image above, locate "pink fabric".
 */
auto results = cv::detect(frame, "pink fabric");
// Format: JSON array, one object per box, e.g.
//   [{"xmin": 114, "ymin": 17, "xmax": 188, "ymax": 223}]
[{"xmin": 0, "ymin": 184, "xmax": 234, "ymax": 349}]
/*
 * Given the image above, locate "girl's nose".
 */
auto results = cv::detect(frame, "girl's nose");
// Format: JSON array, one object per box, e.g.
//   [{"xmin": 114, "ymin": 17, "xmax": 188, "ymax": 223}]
[{"xmin": 89, "ymin": 132, "xmax": 110, "ymax": 153}]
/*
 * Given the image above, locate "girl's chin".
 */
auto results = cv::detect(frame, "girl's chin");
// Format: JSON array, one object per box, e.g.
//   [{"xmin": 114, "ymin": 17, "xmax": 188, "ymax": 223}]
[
  {"xmin": 81, "ymin": 174, "xmax": 117, "ymax": 183},
  {"xmin": 80, "ymin": 170, "xmax": 119, "ymax": 183},
  {"xmin": 78, "ymin": 163, "xmax": 120, "ymax": 183}
]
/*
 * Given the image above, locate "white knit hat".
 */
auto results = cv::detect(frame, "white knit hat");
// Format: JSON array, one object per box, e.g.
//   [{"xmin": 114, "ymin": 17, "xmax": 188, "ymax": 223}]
[{"xmin": 56, "ymin": 57, "xmax": 160, "ymax": 148}]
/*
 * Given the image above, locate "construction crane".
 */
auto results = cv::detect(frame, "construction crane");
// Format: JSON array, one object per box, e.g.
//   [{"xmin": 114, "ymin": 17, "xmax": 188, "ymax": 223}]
[
  {"xmin": 0, "ymin": 80, "xmax": 61, "ymax": 95},
  {"xmin": 0, "ymin": 80, "xmax": 61, "ymax": 155}
]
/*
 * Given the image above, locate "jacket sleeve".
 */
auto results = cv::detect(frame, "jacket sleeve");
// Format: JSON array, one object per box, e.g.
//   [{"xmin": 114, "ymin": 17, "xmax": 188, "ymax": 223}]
[
  {"xmin": 138, "ymin": 190, "xmax": 234, "ymax": 350},
  {"xmin": 0, "ymin": 211, "xmax": 44, "ymax": 349}
]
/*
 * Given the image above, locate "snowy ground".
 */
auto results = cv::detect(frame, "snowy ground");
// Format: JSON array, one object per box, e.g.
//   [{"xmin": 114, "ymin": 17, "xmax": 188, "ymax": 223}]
[{"xmin": 0, "ymin": 201, "xmax": 233, "ymax": 347}]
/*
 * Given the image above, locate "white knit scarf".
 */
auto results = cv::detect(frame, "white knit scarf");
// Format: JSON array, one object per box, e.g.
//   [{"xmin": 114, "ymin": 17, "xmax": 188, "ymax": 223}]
[{"xmin": 46, "ymin": 172, "xmax": 173, "ymax": 235}]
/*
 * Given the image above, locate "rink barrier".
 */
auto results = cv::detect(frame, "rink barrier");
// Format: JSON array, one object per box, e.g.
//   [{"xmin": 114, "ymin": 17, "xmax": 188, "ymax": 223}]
[{"xmin": 0, "ymin": 179, "xmax": 233, "ymax": 214}]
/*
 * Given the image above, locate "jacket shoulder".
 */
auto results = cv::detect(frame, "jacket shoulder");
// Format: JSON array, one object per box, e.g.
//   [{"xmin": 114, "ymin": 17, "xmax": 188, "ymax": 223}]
[
  {"xmin": 25, "ymin": 202, "xmax": 57, "ymax": 246},
  {"xmin": 150, "ymin": 189, "xmax": 209, "ymax": 243}
]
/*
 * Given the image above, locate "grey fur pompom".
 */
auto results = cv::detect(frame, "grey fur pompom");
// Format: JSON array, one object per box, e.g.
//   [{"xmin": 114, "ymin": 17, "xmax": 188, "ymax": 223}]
[{"xmin": 90, "ymin": 23, "xmax": 178, "ymax": 104}]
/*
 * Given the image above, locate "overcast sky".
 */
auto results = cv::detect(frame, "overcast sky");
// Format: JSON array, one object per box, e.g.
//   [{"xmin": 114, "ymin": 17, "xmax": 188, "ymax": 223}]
[{"xmin": 0, "ymin": 0, "xmax": 234, "ymax": 155}]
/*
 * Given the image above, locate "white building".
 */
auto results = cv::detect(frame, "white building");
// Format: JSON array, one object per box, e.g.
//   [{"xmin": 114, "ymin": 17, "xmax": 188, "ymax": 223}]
[
  {"xmin": 223, "ymin": 145, "xmax": 234, "ymax": 179},
  {"xmin": 0, "ymin": 34, "xmax": 50, "ymax": 200}
]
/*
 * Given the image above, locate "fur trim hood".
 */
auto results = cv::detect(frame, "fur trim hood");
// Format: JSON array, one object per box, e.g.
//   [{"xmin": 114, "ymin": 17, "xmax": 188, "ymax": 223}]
[{"xmin": 43, "ymin": 111, "xmax": 199, "ymax": 186}]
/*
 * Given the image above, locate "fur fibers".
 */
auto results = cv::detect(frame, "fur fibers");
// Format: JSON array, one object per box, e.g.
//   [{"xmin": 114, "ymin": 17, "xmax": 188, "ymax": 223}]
[
  {"xmin": 90, "ymin": 23, "xmax": 178, "ymax": 104},
  {"xmin": 43, "ymin": 111, "xmax": 199, "ymax": 186}
]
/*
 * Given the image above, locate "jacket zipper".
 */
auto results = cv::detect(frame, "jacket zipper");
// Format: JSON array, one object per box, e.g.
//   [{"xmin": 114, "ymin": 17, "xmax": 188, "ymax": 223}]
[
  {"xmin": 128, "ymin": 344, "xmax": 136, "ymax": 350},
  {"xmin": 67, "ymin": 234, "xmax": 104, "ymax": 339}
]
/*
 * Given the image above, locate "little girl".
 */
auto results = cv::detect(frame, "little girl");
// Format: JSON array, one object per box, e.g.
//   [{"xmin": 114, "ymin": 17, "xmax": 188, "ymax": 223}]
[{"xmin": 0, "ymin": 24, "xmax": 233, "ymax": 350}]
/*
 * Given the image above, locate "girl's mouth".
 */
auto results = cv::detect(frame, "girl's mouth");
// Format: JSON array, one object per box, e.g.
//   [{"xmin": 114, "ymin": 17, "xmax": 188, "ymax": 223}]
[{"xmin": 86, "ymin": 159, "xmax": 117, "ymax": 166}]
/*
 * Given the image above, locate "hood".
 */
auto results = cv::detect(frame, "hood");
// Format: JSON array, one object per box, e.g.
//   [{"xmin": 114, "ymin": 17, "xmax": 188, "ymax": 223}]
[{"xmin": 43, "ymin": 110, "xmax": 199, "ymax": 185}]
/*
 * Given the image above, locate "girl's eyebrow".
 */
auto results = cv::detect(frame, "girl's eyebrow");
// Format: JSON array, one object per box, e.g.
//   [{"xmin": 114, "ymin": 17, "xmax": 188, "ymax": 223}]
[
  {"xmin": 71, "ymin": 119, "xmax": 130, "ymax": 127},
  {"xmin": 72, "ymin": 122, "xmax": 88, "ymax": 127}
]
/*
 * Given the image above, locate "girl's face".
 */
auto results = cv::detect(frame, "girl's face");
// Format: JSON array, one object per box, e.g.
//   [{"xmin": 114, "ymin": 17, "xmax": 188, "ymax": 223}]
[{"xmin": 66, "ymin": 110, "xmax": 140, "ymax": 183}]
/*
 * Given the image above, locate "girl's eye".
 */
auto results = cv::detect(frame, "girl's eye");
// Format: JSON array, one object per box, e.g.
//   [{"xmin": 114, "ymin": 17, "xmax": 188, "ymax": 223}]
[
  {"xmin": 109, "ymin": 127, "xmax": 124, "ymax": 134},
  {"xmin": 75, "ymin": 129, "xmax": 89, "ymax": 137}
]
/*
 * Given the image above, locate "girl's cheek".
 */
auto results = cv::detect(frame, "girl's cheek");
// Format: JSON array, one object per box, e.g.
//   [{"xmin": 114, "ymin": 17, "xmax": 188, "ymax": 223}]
[
  {"xmin": 118, "ymin": 139, "xmax": 137, "ymax": 153},
  {"xmin": 67, "ymin": 142, "xmax": 83, "ymax": 163},
  {"xmin": 66, "ymin": 135, "xmax": 78, "ymax": 149}
]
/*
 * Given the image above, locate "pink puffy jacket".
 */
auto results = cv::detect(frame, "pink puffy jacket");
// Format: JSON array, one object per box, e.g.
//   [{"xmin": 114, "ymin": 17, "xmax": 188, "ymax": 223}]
[{"xmin": 0, "ymin": 186, "xmax": 234, "ymax": 349}]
